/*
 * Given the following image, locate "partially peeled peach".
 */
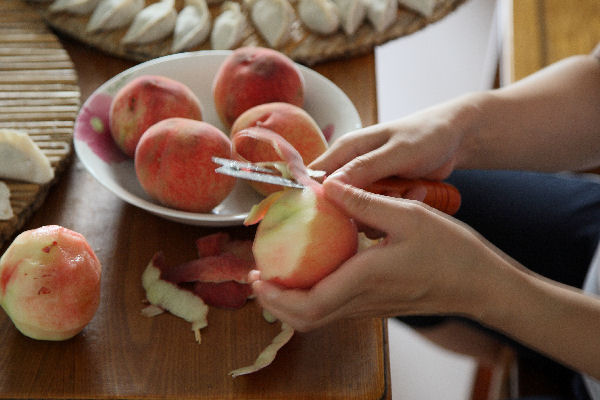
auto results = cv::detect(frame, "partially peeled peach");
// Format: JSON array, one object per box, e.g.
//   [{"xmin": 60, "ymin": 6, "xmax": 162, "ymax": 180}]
[
  {"xmin": 247, "ymin": 186, "xmax": 358, "ymax": 289},
  {"xmin": 241, "ymin": 127, "xmax": 358, "ymax": 289}
]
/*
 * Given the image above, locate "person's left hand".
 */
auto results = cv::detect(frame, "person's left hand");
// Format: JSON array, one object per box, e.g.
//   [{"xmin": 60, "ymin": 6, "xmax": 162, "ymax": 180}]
[{"xmin": 248, "ymin": 178, "xmax": 505, "ymax": 331}]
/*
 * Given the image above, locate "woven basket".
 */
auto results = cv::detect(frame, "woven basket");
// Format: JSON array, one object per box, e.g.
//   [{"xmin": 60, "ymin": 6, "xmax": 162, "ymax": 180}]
[{"xmin": 40, "ymin": 0, "xmax": 466, "ymax": 65}]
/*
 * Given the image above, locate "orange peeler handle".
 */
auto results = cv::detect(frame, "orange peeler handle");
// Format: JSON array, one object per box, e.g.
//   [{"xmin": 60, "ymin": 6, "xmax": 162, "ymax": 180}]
[{"xmin": 365, "ymin": 177, "xmax": 461, "ymax": 215}]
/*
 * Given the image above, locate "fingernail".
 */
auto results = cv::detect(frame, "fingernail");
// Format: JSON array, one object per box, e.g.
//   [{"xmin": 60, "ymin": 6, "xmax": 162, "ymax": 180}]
[
  {"xmin": 248, "ymin": 269, "xmax": 261, "ymax": 283},
  {"xmin": 326, "ymin": 169, "xmax": 348, "ymax": 183}
]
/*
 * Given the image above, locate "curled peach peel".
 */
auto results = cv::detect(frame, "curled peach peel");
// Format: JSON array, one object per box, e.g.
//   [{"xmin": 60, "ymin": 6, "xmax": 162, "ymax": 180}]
[
  {"xmin": 244, "ymin": 190, "xmax": 285, "ymax": 226},
  {"xmin": 140, "ymin": 304, "xmax": 165, "ymax": 318},
  {"xmin": 141, "ymin": 233, "xmax": 297, "ymax": 377},
  {"xmin": 141, "ymin": 233, "xmax": 257, "ymax": 341},
  {"xmin": 231, "ymin": 102, "xmax": 327, "ymax": 195},
  {"xmin": 229, "ymin": 322, "xmax": 294, "ymax": 377},
  {"xmin": 141, "ymin": 253, "xmax": 209, "ymax": 343},
  {"xmin": 196, "ymin": 232, "xmax": 255, "ymax": 263},
  {"xmin": 232, "ymin": 126, "xmax": 317, "ymax": 190},
  {"xmin": 195, "ymin": 232, "xmax": 230, "ymax": 257},
  {"xmin": 160, "ymin": 247, "xmax": 254, "ymax": 309},
  {"xmin": 162, "ymin": 254, "xmax": 253, "ymax": 284}
]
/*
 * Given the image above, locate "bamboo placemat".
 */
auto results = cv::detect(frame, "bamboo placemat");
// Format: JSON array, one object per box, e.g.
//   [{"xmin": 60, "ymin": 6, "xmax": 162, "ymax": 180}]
[
  {"xmin": 39, "ymin": 0, "xmax": 466, "ymax": 65},
  {"xmin": 0, "ymin": 0, "xmax": 80, "ymax": 249}
]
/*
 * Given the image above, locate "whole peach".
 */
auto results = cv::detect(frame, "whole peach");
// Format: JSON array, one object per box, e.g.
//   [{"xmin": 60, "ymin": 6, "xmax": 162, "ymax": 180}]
[
  {"xmin": 134, "ymin": 118, "xmax": 236, "ymax": 213},
  {"xmin": 231, "ymin": 103, "xmax": 327, "ymax": 195},
  {"xmin": 109, "ymin": 74, "xmax": 203, "ymax": 157},
  {"xmin": 0, "ymin": 225, "xmax": 102, "ymax": 341},
  {"xmin": 212, "ymin": 47, "xmax": 304, "ymax": 128},
  {"xmin": 231, "ymin": 102, "xmax": 327, "ymax": 161}
]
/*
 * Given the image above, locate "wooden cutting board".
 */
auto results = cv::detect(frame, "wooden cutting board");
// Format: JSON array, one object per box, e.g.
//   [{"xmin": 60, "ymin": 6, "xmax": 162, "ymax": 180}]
[
  {"xmin": 0, "ymin": 0, "xmax": 79, "ymax": 250},
  {"xmin": 0, "ymin": 4, "xmax": 390, "ymax": 399}
]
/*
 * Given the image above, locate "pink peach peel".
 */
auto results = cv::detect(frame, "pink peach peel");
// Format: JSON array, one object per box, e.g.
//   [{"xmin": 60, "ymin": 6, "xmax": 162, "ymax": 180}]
[{"xmin": 231, "ymin": 102, "xmax": 328, "ymax": 195}]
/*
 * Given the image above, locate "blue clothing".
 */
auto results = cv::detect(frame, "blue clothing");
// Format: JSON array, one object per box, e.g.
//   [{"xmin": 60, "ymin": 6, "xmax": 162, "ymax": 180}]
[{"xmin": 446, "ymin": 170, "xmax": 600, "ymax": 400}]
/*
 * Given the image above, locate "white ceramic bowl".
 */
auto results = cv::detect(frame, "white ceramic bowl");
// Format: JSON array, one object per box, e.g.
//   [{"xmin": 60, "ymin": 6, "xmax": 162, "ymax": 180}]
[{"xmin": 74, "ymin": 50, "xmax": 362, "ymax": 226}]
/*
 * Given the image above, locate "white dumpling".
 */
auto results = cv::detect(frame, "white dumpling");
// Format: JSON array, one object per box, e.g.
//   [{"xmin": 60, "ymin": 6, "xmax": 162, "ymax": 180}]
[
  {"xmin": 0, "ymin": 182, "xmax": 13, "ymax": 221},
  {"xmin": 86, "ymin": 0, "xmax": 144, "ymax": 33},
  {"xmin": 49, "ymin": 0, "xmax": 100, "ymax": 14},
  {"xmin": 250, "ymin": 0, "xmax": 295, "ymax": 48},
  {"xmin": 332, "ymin": 0, "xmax": 365, "ymax": 35},
  {"xmin": 0, "ymin": 130, "xmax": 54, "ymax": 184},
  {"xmin": 365, "ymin": 0, "xmax": 397, "ymax": 32},
  {"xmin": 122, "ymin": 0, "xmax": 177, "ymax": 45},
  {"xmin": 210, "ymin": 2, "xmax": 248, "ymax": 49},
  {"xmin": 398, "ymin": 0, "xmax": 438, "ymax": 17},
  {"xmin": 171, "ymin": 0, "xmax": 212, "ymax": 52},
  {"xmin": 297, "ymin": 0, "xmax": 340, "ymax": 35}
]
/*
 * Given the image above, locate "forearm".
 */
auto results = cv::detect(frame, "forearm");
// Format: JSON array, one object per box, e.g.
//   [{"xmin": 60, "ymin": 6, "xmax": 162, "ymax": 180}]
[
  {"xmin": 468, "ymin": 254, "xmax": 600, "ymax": 379},
  {"xmin": 456, "ymin": 53, "xmax": 600, "ymax": 172}
]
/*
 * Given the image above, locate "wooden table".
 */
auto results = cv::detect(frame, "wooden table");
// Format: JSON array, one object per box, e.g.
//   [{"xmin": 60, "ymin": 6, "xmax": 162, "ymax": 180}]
[
  {"xmin": 0, "ymin": 8, "xmax": 390, "ymax": 400},
  {"xmin": 502, "ymin": 0, "xmax": 600, "ymax": 84}
]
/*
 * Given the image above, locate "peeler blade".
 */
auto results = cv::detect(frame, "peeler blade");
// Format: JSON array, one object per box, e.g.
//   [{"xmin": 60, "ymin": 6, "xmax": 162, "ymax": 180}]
[{"xmin": 213, "ymin": 157, "xmax": 305, "ymax": 189}]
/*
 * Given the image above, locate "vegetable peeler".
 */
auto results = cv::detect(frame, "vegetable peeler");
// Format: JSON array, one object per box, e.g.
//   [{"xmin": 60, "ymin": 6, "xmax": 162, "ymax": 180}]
[{"xmin": 212, "ymin": 157, "xmax": 462, "ymax": 215}]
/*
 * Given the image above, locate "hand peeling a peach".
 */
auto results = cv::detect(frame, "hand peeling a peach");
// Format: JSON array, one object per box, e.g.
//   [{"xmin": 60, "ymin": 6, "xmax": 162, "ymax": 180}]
[{"xmin": 237, "ymin": 126, "xmax": 464, "ymax": 334}]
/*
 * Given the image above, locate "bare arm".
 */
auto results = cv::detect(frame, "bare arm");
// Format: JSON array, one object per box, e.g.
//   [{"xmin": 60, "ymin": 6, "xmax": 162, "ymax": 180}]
[
  {"xmin": 467, "ymin": 239, "xmax": 600, "ymax": 378},
  {"xmin": 311, "ymin": 48, "xmax": 600, "ymax": 186},
  {"xmin": 251, "ymin": 180, "xmax": 600, "ymax": 379},
  {"xmin": 459, "ymin": 51, "xmax": 600, "ymax": 171},
  {"xmin": 252, "ymin": 47, "xmax": 600, "ymax": 380}
]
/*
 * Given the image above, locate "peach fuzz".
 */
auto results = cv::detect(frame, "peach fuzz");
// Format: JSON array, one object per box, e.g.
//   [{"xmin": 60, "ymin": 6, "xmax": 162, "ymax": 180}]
[
  {"xmin": 212, "ymin": 47, "xmax": 304, "ymax": 128},
  {"xmin": 0, "ymin": 225, "xmax": 102, "ymax": 341},
  {"xmin": 134, "ymin": 118, "xmax": 236, "ymax": 213},
  {"xmin": 248, "ymin": 186, "xmax": 358, "ymax": 289},
  {"xmin": 109, "ymin": 74, "xmax": 203, "ymax": 157},
  {"xmin": 231, "ymin": 103, "xmax": 328, "ymax": 195}
]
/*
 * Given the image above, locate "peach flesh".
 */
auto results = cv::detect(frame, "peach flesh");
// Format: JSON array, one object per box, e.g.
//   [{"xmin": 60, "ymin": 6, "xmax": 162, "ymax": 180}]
[
  {"xmin": 252, "ymin": 187, "xmax": 358, "ymax": 289},
  {"xmin": 212, "ymin": 47, "xmax": 304, "ymax": 128},
  {"xmin": 109, "ymin": 74, "xmax": 203, "ymax": 157},
  {"xmin": 134, "ymin": 118, "xmax": 235, "ymax": 213},
  {"xmin": 0, "ymin": 225, "xmax": 102, "ymax": 341}
]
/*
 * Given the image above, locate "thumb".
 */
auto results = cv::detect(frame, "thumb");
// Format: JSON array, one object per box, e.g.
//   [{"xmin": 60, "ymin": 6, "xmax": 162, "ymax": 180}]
[{"xmin": 323, "ymin": 178, "xmax": 411, "ymax": 236}]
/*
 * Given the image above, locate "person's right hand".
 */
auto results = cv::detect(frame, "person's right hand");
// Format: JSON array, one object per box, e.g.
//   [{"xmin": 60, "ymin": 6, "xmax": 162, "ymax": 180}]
[{"xmin": 310, "ymin": 100, "xmax": 473, "ymax": 188}]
